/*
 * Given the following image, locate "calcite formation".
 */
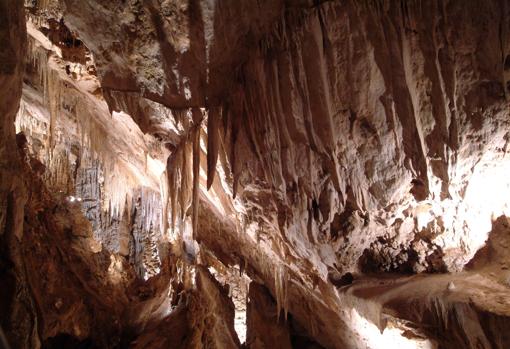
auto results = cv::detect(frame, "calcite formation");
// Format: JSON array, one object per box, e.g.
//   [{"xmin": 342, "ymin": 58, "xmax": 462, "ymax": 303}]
[{"xmin": 1, "ymin": 0, "xmax": 510, "ymax": 348}]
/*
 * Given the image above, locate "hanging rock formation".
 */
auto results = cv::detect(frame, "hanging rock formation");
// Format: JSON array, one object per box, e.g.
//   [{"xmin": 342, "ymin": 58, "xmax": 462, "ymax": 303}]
[{"xmin": 1, "ymin": 0, "xmax": 510, "ymax": 348}]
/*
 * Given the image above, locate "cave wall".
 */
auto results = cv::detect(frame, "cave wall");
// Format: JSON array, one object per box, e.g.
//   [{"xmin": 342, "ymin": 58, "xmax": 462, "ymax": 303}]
[
  {"xmin": 60, "ymin": 0, "xmax": 510, "ymax": 275},
  {"xmin": 0, "ymin": 3, "xmax": 168, "ymax": 346},
  {"xmin": 1, "ymin": 0, "xmax": 510, "ymax": 348},
  {"xmin": 18, "ymin": 19, "xmax": 171, "ymax": 280},
  {"xmin": 130, "ymin": 266, "xmax": 241, "ymax": 349},
  {"xmin": 0, "ymin": 0, "xmax": 33, "ymax": 347},
  {"xmin": 58, "ymin": 0, "xmax": 510, "ymax": 348},
  {"xmin": 1, "ymin": 3, "xmax": 246, "ymax": 347},
  {"xmin": 246, "ymin": 282, "xmax": 293, "ymax": 349},
  {"xmin": 222, "ymin": 0, "xmax": 510, "ymax": 276}
]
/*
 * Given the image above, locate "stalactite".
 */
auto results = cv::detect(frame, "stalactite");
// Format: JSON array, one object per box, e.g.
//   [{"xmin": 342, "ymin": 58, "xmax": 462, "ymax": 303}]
[
  {"xmin": 19, "ymin": 18, "xmax": 173, "ymax": 288},
  {"xmin": 14, "ymin": 101, "xmax": 26, "ymax": 134},
  {"xmin": 38, "ymin": 0, "xmax": 52, "ymax": 11},
  {"xmin": 207, "ymin": 106, "xmax": 220, "ymax": 190},
  {"xmin": 128, "ymin": 187, "xmax": 163, "ymax": 280},
  {"xmin": 27, "ymin": 37, "xmax": 48, "ymax": 94},
  {"xmin": 227, "ymin": 87, "xmax": 246, "ymax": 199},
  {"xmin": 46, "ymin": 68, "xmax": 60, "ymax": 153},
  {"xmin": 192, "ymin": 126, "xmax": 200, "ymax": 240},
  {"xmin": 180, "ymin": 140, "xmax": 191, "ymax": 219},
  {"xmin": 274, "ymin": 264, "xmax": 288, "ymax": 323},
  {"xmin": 167, "ymin": 149, "xmax": 180, "ymax": 232},
  {"xmin": 159, "ymin": 168, "xmax": 169, "ymax": 237},
  {"xmin": 166, "ymin": 121, "xmax": 200, "ymax": 239}
]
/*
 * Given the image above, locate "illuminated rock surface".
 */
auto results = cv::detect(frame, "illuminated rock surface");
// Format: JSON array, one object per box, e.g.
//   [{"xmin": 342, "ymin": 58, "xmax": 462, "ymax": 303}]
[{"xmin": 1, "ymin": 0, "xmax": 510, "ymax": 348}]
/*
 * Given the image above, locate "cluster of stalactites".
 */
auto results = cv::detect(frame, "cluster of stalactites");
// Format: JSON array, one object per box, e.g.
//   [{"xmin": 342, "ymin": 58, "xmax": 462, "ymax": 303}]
[
  {"xmin": 21, "ymin": 32, "xmax": 168, "ymax": 255},
  {"xmin": 274, "ymin": 264, "xmax": 289, "ymax": 323},
  {"xmin": 165, "ymin": 102, "xmax": 234, "ymax": 240},
  {"xmin": 166, "ymin": 108, "xmax": 208, "ymax": 241},
  {"xmin": 130, "ymin": 187, "xmax": 163, "ymax": 280}
]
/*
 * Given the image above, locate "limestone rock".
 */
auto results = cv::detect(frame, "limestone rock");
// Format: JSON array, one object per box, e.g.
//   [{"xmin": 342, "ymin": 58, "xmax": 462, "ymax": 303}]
[{"xmin": 1, "ymin": 1, "xmax": 510, "ymax": 348}]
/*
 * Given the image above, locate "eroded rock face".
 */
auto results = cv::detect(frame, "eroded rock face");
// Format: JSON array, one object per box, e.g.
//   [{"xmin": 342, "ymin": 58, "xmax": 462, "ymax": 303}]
[
  {"xmin": 225, "ymin": 0, "xmax": 510, "ymax": 275},
  {"xmin": 1, "ymin": 0, "xmax": 510, "ymax": 348},
  {"xmin": 131, "ymin": 267, "xmax": 240, "ymax": 349},
  {"xmin": 60, "ymin": 0, "xmax": 510, "ymax": 272},
  {"xmin": 246, "ymin": 282, "xmax": 293, "ymax": 349},
  {"xmin": 18, "ymin": 17, "xmax": 171, "ymax": 280},
  {"xmin": 0, "ymin": 0, "xmax": 31, "ymax": 347},
  {"xmin": 344, "ymin": 271, "xmax": 510, "ymax": 349}
]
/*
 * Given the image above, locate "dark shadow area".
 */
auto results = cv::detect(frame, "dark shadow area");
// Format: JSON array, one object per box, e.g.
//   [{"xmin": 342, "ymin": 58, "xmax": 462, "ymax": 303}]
[{"xmin": 43, "ymin": 333, "xmax": 93, "ymax": 349}]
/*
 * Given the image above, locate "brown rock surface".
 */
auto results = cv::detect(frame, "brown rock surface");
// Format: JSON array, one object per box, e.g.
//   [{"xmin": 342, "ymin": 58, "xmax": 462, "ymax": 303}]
[
  {"xmin": 1, "ymin": 0, "xmax": 510, "ymax": 348},
  {"xmin": 0, "ymin": 0, "xmax": 31, "ymax": 347},
  {"xmin": 344, "ymin": 271, "xmax": 510, "ymax": 349},
  {"xmin": 131, "ymin": 266, "xmax": 240, "ymax": 349}
]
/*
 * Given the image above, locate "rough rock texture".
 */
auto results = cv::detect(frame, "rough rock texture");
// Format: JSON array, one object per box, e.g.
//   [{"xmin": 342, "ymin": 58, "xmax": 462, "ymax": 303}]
[
  {"xmin": 19, "ymin": 18, "xmax": 171, "ymax": 280},
  {"xmin": 0, "ymin": 0, "xmax": 31, "ymax": 347},
  {"xmin": 131, "ymin": 267, "xmax": 240, "ymax": 349},
  {"xmin": 18, "ymin": 158, "xmax": 127, "ymax": 347},
  {"xmin": 344, "ymin": 271, "xmax": 510, "ymax": 349},
  {"xmin": 246, "ymin": 282, "xmax": 293, "ymax": 349},
  {"xmin": 1, "ymin": 0, "xmax": 510, "ymax": 348}
]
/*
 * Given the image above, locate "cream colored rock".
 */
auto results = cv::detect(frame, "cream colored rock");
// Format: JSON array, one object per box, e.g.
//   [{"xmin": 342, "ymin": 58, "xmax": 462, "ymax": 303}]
[{"xmin": 1, "ymin": 1, "xmax": 510, "ymax": 348}]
